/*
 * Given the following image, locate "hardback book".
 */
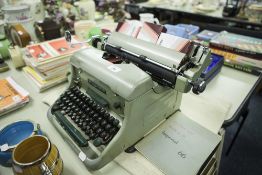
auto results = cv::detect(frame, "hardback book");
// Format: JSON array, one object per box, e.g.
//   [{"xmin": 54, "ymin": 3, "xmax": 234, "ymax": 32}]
[
  {"xmin": 0, "ymin": 77, "xmax": 29, "ymax": 116},
  {"xmin": 210, "ymin": 31, "xmax": 262, "ymax": 59},
  {"xmin": 211, "ymin": 48, "xmax": 262, "ymax": 75}
]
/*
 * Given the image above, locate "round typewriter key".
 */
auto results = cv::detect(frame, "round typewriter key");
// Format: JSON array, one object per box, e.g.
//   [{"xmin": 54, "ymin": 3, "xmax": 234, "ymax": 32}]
[
  {"xmin": 85, "ymin": 117, "xmax": 91, "ymax": 123},
  {"xmin": 88, "ymin": 99, "xmax": 94, "ymax": 105},
  {"xmin": 96, "ymin": 116, "xmax": 103, "ymax": 122},
  {"xmin": 85, "ymin": 107, "xmax": 90, "ymax": 113},
  {"xmin": 82, "ymin": 104, "xmax": 87, "ymax": 109},
  {"xmin": 100, "ymin": 131, "xmax": 107, "ymax": 138},
  {"xmin": 109, "ymin": 127, "xmax": 117, "ymax": 134},
  {"xmin": 79, "ymin": 101, "xmax": 84, "ymax": 106},
  {"xmin": 84, "ymin": 97, "xmax": 90, "ymax": 103},
  {"xmin": 105, "ymin": 124, "xmax": 112, "ymax": 131},
  {"xmin": 81, "ymin": 114, "xmax": 87, "ymax": 119},
  {"xmin": 91, "ymin": 103, "xmax": 97, "ymax": 109},
  {"xmin": 75, "ymin": 99, "xmax": 81, "ymax": 104},
  {"xmin": 93, "ymin": 138, "xmax": 103, "ymax": 147},
  {"xmin": 104, "ymin": 113, "xmax": 110, "ymax": 119},
  {"xmin": 74, "ymin": 108, "xmax": 80, "ymax": 113},
  {"xmin": 96, "ymin": 128, "xmax": 103, "ymax": 134},
  {"xmin": 112, "ymin": 119, "xmax": 120, "ymax": 126},
  {"xmin": 93, "ymin": 124, "xmax": 100, "ymax": 131},
  {"xmin": 95, "ymin": 105, "xmax": 101, "ymax": 111},
  {"xmin": 93, "ymin": 113, "xmax": 99, "ymax": 119},
  {"xmin": 75, "ymin": 118, "xmax": 80, "ymax": 124},
  {"xmin": 103, "ymin": 134, "xmax": 112, "ymax": 143},
  {"xmin": 89, "ymin": 130, "xmax": 97, "ymax": 140},
  {"xmin": 85, "ymin": 129, "xmax": 91, "ymax": 135},
  {"xmin": 71, "ymin": 115, "xmax": 76, "ymax": 120},
  {"xmin": 78, "ymin": 111, "xmax": 83, "ymax": 116},
  {"xmin": 89, "ymin": 111, "xmax": 95, "ymax": 117},
  {"xmin": 77, "ymin": 122, "xmax": 83, "ymax": 127},
  {"xmin": 100, "ymin": 120, "xmax": 107, "ymax": 127},
  {"xmin": 99, "ymin": 108, "xmax": 106, "ymax": 115},
  {"xmin": 89, "ymin": 121, "xmax": 96, "ymax": 126},
  {"xmin": 108, "ymin": 116, "xmax": 115, "ymax": 123}
]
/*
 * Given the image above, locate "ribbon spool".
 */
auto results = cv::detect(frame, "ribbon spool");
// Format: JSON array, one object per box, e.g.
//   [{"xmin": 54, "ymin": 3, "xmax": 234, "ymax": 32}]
[
  {"xmin": 10, "ymin": 24, "xmax": 31, "ymax": 47},
  {"xmin": 0, "ymin": 121, "xmax": 42, "ymax": 167},
  {"xmin": 8, "ymin": 45, "xmax": 25, "ymax": 68},
  {"xmin": 12, "ymin": 135, "xmax": 63, "ymax": 175}
]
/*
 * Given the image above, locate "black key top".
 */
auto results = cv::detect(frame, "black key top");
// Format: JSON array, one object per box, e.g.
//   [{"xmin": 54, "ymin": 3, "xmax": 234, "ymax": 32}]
[
  {"xmin": 104, "ymin": 113, "xmax": 110, "ymax": 119},
  {"xmin": 99, "ymin": 108, "xmax": 106, "ymax": 115},
  {"xmin": 108, "ymin": 116, "xmax": 115, "ymax": 123},
  {"xmin": 105, "ymin": 124, "xmax": 112, "ymax": 131},
  {"xmin": 85, "ymin": 117, "xmax": 91, "ymax": 123},
  {"xmin": 100, "ymin": 120, "xmax": 107, "ymax": 127},
  {"xmin": 112, "ymin": 119, "xmax": 119, "ymax": 126},
  {"xmin": 89, "ymin": 132, "xmax": 97, "ymax": 140},
  {"xmin": 91, "ymin": 103, "xmax": 97, "ymax": 109},
  {"xmin": 93, "ymin": 124, "xmax": 100, "ymax": 131},
  {"xmin": 109, "ymin": 127, "xmax": 117, "ymax": 134},
  {"xmin": 93, "ymin": 113, "xmax": 99, "ymax": 119},
  {"xmin": 96, "ymin": 116, "xmax": 103, "ymax": 122},
  {"xmin": 100, "ymin": 131, "xmax": 107, "ymax": 139},
  {"xmin": 54, "ymin": 111, "xmax": 88, "ymax": 147},
  {"xmin": 89, "ymin": 121, "xmax": 96, "ymax": 126},
  {"xmin": 96, "ymin": 128, "xmax": 103, "ymax": 135},
  {"xmin": 89, "ymin": 111, "xmax": 95, "ymax": 117},
  {"xmin": 85, "ymin": 107, "xmax": 91, "ymax": 113}
]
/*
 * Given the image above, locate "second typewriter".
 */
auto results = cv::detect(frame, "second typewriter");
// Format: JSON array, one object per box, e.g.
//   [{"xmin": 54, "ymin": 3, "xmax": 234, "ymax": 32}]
[{"xmin": 47, "ymin": 32, "xmax": 211, "ymax": 170}]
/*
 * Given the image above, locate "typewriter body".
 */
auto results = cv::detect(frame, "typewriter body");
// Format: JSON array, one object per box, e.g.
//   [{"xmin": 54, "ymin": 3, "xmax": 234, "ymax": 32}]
[{"xmin": 47, "ymin": 32, "xmax": 211, "ymax": 170}]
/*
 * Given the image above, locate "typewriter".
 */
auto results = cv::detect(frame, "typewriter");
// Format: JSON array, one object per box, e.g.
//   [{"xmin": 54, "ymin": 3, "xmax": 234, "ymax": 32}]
[{"xmin": 47, "ymin": 32, "xmax": 211, "ymax": 170}]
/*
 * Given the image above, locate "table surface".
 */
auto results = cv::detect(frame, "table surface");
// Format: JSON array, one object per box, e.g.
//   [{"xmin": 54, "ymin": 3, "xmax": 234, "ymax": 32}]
[
  {"xmin": 0, "ymin": 60, "xmax": 259, "ymax": 175},
  {"xmin": 134, "ymin": 0, "xmax": 262, "ymax": 27}
]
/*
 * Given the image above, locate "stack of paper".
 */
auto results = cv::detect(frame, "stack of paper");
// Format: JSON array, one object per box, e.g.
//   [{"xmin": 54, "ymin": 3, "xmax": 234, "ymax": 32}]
[
  {"xmin": 0, "ymin": 77, "xmax": 29, "ymax": 116},
  {"xmin": 23, "ymin": 36, "xmax": 88, "ymax": 92}
]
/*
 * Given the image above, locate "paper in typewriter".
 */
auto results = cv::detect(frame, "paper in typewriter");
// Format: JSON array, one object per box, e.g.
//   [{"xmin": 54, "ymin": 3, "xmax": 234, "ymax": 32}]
[{"xmin": 136, "ymin": 111, "xmax": 221, "ymax": 175}]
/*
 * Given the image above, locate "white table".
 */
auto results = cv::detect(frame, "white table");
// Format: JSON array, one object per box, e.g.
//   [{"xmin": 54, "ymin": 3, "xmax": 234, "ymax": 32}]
[{"xmin": 0, "ymin": 60, "xmax": 260, "ymax": 175}]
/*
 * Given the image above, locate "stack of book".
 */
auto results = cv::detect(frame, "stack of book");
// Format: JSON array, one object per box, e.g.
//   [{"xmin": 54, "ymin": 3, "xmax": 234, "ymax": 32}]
[
  {"xmin": 23, "ymin": 36, "xmax": 88, "ymax": 92},
  {"xmin": 210, "ymin": 31, "xmax": 262, "ymax": 75},
  {"xmin": 0, "ymin": 77, "xmax": 29, "ymax": 116}
]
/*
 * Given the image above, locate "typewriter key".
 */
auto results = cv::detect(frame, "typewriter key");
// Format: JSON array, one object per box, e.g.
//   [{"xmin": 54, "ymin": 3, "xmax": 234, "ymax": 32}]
[
  {"xmin": 112, "ymin": 119, "xmax": 119, "ymax": 126},
  {"xmin": 93, "ymin": 138, "xmax": 102, "ymax": 147}
]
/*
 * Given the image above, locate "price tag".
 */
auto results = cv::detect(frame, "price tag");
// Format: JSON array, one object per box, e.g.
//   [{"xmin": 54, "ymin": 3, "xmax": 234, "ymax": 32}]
[{"xmin": 78, "ymin": 151, "xmax": 86, "ymax": 161}]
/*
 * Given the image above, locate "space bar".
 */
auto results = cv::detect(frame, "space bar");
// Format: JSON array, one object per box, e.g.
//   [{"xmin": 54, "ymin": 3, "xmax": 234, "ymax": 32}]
[{"xmin": 54, "ymin": 111, "xmax": 88, "ymax": 147}]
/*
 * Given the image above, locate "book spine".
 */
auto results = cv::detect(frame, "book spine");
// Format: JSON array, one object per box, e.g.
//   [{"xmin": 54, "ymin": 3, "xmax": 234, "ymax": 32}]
[
  {"xmin": 223, "ymin": 61, "xmax": 261, "ymax": 76},
  {"xmin": 210, "ymin": 43, "xmax": 262, "ymax": 60}
]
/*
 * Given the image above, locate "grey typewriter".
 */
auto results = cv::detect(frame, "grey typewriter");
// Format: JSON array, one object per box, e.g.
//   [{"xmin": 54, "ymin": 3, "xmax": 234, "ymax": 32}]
[{"xmin": 47, "ymin": 32, "xmax": 211, "ymax": 170}]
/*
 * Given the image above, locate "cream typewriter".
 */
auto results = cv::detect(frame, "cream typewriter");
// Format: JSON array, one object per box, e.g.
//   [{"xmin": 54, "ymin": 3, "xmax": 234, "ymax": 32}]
[{"xmin": 47, "ymin": 32, "xmax": 211, "ymax": 170}]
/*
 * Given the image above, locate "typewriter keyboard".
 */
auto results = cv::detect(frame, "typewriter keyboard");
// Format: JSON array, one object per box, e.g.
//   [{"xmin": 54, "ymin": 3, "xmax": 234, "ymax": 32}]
[{"xmin": 51, "ymin": 86, "xmax": 120, "ymax": 147}]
